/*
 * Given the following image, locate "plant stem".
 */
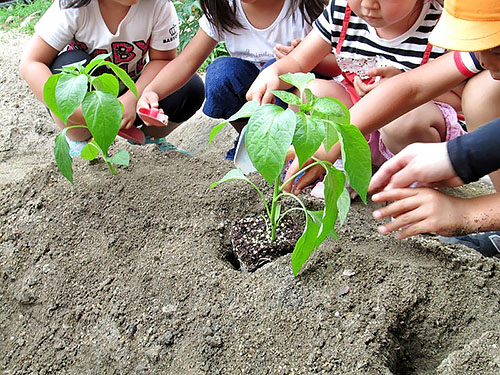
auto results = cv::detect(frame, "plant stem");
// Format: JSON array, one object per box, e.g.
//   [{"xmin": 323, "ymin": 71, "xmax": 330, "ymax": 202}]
[{"xmin": 269, "ymin": 178, "xmax": 280, "ymax": 242}]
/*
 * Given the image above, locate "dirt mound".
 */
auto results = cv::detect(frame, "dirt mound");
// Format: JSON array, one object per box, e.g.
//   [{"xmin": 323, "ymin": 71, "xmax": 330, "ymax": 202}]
[{"xmin": 2, "ymin": 30, "xmax": 500, "ymax": 375}]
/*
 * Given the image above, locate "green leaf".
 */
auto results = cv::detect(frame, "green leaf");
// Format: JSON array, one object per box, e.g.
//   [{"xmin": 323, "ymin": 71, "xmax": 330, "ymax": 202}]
[
  {"xmin": 279, "ymin": 72, "xmax": 315, "ymax": 93},
  {"xmin": 91, "ymin": 73, "xmax": 120, "ymax": 96},
  {"xmin": 309, "ymin": 209, "xmax": 338, "ymax": 240},
  {"xmin": 337, "ymin": 187, "xmax": 351, "ymax": 226},
  {"xmin": 316, "ymin": 164, "xmax": 345, "ymax": 246},
  {"xmin": 291, "ymin": 213, "xmax": 320, "ymax": 276},
  {"xmin": 335, "ymin": 123, "xmax": 372, "ymax": 203},
  {"xmin": 208, "ymin": 101, "xmax": 261, "ymax": 144},
  {"xmin": 110, "ymin": 149, "xmax": 130, "ymax": 166},
  {"xmin": 292, "ymin": 113, "xmax": 325, "ymax": 168},
  {"xmin": 80, "ymin": 142, "xmax": 99, "ymax": 161},
  {"xmin": 210, "ymin": 168, "xmax": 250, "ymax": 188},
  {"xmin": 102, "ymin": 61, "xmax": 138, "ymax": 98},
  {"xmin": 304, "ymin": 88, "xmax": 315, "ymax": 107},
  {"xmin": 43, "ymin": 74, "xmax": 64, "ymax": 121},
  {"xmin": 321, "ymin": 118, "xmax": 340, "ymax": 152},
  {"xmin": 55, "ymin": 74, "xmax": 89, "ymax": 123},
  {"xmin": 84, "ymin": 53, "xmax": 111, "ymax": 75},
  {"xmin": 208, "ymin": 121, "xmax": 229, "ymax": 145},
  {"xmin": 246, "ymin": 105, "xmax": 296, "ymax": 184},
  {"xmin": 271, "ymin": 90, "xmax": 302, "ymax": 106},
  {"xmin": 227, "ymin": 101, "xmax": 260, "ymax": 122},
  {"xmin": 59, "ymin": 64, "xmax": 81, "ymax": 74},
  {"xmin": 311, "ymin": 96, "xmax": 350, "ymax": 125},
  {"xmin": 54, "ymin": 132, "xmax": 73, "ymax": 184},
  {"xmin": 81, "ymin": 92, "xmax": 122, "ymax": 154}
]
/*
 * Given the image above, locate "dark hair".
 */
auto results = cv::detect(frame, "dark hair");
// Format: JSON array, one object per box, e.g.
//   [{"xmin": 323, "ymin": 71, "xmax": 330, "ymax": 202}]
[
  {"xmin": 60, "ymin": 0, "xmax": 92, "ymax": 8},
  {"xmin": 200, "ymin": 0, "xmax": 329, "ymax": 35}
]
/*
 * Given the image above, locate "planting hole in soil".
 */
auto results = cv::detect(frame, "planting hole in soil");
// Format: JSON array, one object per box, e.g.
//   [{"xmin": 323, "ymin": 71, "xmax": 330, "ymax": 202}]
[{"xmin": 230, "ymin": 215, "xmax": 303, "ymax": 272}]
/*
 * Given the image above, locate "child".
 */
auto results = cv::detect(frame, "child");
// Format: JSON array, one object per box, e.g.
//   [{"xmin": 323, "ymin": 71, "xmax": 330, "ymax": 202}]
[
  {"xmin": 364, "ymin": 0, "xmax": 500, "ymax": 256},
  {"xmin": 368, "ymin": 119, "xmax": 500, "ymax": 250},
  {"xmin": 19, "ymin": 0, "xmax": 205, "ymax": 154},
  {"xmin": 247, "ymin": 0, "xmax": 466, "ymax": 193},
  {"xmin": 137, "ymin": 0, "xmax": 330, "ymax": 160}
]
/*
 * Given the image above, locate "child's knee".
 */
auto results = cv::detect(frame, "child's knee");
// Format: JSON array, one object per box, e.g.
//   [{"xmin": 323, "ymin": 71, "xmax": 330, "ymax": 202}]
[
  {"xmin": 305, "ymin": 80, "xmax": 353, "ymax": 107},
  {"xmin": 462, "ymin": 71, "xmax": 500, "ymax": 130}
]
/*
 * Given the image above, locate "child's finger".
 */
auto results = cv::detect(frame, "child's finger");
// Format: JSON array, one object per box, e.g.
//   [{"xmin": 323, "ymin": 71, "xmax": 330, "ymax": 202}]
[
  {"xmin": 372, "ymin": 188, "xmax": 420, "ymax": 204},
  {"xmin": 394, "ymin": 219, "xmax": 429, "ymax": 239},
  {"xmin": 293, "ymin": 164, "xmax": 324, "ymax": 195},
  {"xmin": 282, "ymin": 157, "xmax": 300, "ymax": 193},
  {"xmin": 369, "ymin": 158, "xmax": 409, "ymax": 192},
  {"xmin": 262, "ymin": 90, "xmax": 276, "ymax": 105},
  {"xmin": 285, "ymin": 147, "xmax": 296, "ymax": 163}
]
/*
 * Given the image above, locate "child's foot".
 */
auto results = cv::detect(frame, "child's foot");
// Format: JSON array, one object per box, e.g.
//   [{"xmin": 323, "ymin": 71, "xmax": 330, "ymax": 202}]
[
  {"xmin": 128, "ymin": 135, "xmax": 191, "ymax": 155},
  {"xmin": 225, "ymin": 134, "xmax": 240, "ymax": 161},
  {"xmin": 438, "ymin": 232, "xmax": 500, "ymax": 257}
]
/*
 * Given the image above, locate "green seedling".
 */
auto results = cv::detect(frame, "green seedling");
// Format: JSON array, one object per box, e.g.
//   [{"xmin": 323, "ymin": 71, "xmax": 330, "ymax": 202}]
[
  {"xmin": 210, "ymin": 73, "xmax": 372, "ymax": 276},
  {"xmin": 43, "ymin": 53, "xmax": 138, "ymax": 183}
]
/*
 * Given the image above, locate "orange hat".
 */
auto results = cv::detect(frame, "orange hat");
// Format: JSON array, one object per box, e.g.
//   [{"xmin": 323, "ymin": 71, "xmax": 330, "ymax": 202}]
[{"xmin": 429, "ymin": 0, "xmax": 500, "ymax": 51}]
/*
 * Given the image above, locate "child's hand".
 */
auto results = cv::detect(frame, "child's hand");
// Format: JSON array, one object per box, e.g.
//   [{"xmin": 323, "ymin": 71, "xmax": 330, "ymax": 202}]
[
  {"xmin": 369, "ymin": 142, "xmax": 464, "ymax": 193},
  {"xmin": 274, "ymin": 39, "xmax": 301, "ymax": 60},
  {"xmin": 372, "ymin": 187, "xmax": 466, "ymax": 238},
  {"xmin": 119, "ymin": 92, "xmax": 138, "ymax": 130},
  {"xmin": 353, "ymin": 66, "xmax": 403, "ymax": 98},
  {"xmin": 137, "ymin": 90, "xmax": 160, "ymax": 113},
  {"xmin": 246, "ymin": 68, "xmax": 282, "ymax": 105},
  {"xmin": 282, "ymin": 146, "xmax": 328, "ymax": 195}
]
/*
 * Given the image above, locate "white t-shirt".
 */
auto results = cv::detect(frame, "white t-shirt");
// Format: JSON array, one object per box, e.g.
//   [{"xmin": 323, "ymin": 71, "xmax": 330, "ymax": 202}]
[
  {"xmin": 199, "ymin": 0, "xmax": 313, "ymax": 68},
  {"xmin": 35, "ymin": 0, "xmax": 179, "ymax": 81}
]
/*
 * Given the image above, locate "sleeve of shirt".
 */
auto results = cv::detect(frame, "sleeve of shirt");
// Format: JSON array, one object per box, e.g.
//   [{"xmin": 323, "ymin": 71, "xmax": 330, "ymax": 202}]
[
  {"xmin": 198, "ymin": 14, "xmax": 221, "ymax": 43},
  {"xmin": 150, "ymin": 1, "xmax": 179, "ymax": 51},
  {"xmin": 447, "ymin": 118, "xmax": 500, "ymax": 183},
  {"xmin": 313, "ymin": 0, "xmax": 334, "ymax": 44},
  {"xmin": 34, "ymin": 1, "xmax": 79, "ymax": 51},
  {"xmin": 453, "ymin": 51, "xmax": 483, "ymax": 78}
]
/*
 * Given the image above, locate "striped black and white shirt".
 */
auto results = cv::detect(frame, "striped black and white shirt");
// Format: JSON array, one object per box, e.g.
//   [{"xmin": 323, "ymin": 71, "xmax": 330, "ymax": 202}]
[{"xmin": 313, "ymin": 0, "xmax": 446, "ymax": 78}]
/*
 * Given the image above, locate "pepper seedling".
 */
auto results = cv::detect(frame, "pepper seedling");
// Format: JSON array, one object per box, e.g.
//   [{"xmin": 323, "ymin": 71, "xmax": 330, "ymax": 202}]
[
  {"xmin": 210, "ymin": 73, "xmax": 372, "ymax": 276},
  {"xmin": 43, "ymin": 53, "xmax": 138, "ymax": 183}
]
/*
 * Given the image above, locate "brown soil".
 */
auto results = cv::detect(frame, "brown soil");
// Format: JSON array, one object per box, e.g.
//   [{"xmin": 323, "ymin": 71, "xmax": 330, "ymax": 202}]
[{"xmin": 2, "ymin": 30, "xmax": 500, "ymax": 375}]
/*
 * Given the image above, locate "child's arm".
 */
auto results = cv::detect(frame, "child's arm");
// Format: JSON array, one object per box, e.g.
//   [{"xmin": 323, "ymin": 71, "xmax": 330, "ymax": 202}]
[
  {"xmin": 137, "ymin": 28, "xmax": 218, "ymax": 111},
  {"xmin": 19, "ymin": 35, "xmax": 59, "ymax": 104},
  {"xmin": 372, "ymin": 189, "xmax": 500, "ymax": 239},
  {"xmin": 246, "ymin": 30, "xmax": 333, "ymax": 104},
  {"xmin": 119, "ymin": 47, "xmax": 176, "ymax": 129},
  {"xmin": 275, "ymin": 39, "xmax": 340, "ymax": 78},
  {"xmin": 283, "ymin": 52, "xmax": 468, "ymax": 194},
  {"xmin": 20, "ymin": 34, "xmax": 89, "ymax": 130}
]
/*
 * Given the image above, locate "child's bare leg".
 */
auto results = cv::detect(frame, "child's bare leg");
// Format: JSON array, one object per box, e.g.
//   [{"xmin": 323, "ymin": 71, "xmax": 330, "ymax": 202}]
[
  {"xmin": 305, "ymin": 79, "xmax": 353, "ymax": 108},
  {"xmin": 462, "ymin": 71, "xmax": 500, "ymax": 191},
  {"xmin": 51, "ymin": 113, "xmax": 91, "ymax": 141},
  {"xmin": 380, "ymin": 102, "xmax": 446, "ymax": 155}
]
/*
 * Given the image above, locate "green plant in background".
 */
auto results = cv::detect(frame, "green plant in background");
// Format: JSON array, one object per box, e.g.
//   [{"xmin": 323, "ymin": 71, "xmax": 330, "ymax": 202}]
[
  {"xmin": 174, "ymin": 0, "xmax": 201, "ymax": 51},
  {"xmin": 43, "ymin": 54, "xmax": 138, "ymax": 183},
  {"xmin": 0, "ymin": 0, "xmax": 51, "ymax": 34},
  {"xmin": 174, "ymin": 0, "xmax": 229, "ymax": 71},
  {"xmin": 210, "ymin": 73, "xmax": 372, "ymax": 276}
]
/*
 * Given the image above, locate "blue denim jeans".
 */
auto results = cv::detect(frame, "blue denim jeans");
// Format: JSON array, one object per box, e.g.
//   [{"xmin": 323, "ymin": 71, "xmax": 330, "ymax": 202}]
[{"xmin": 203, "ymin": 56, "xmax": 287, "ymax": 120}]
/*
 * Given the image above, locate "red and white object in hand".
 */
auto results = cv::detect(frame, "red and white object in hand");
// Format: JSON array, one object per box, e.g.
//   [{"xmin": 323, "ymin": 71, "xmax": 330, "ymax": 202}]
[{"xmin": 138, "ymin": 107, "xmax": 169, "ymax": 127}]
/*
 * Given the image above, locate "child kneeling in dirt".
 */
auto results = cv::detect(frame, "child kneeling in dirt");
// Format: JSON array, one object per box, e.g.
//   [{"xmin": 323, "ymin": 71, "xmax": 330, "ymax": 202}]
[
  {"xmin": 356, "ymin": 0, "xmax": 500, "ymax": 256},
  {"xmin": 19, "ymin": 0, "xmax": 204, "ymax": 155}
]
